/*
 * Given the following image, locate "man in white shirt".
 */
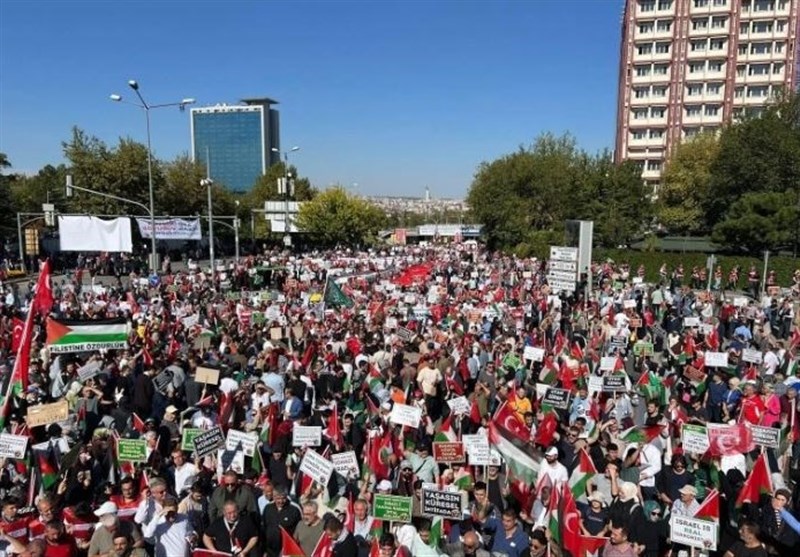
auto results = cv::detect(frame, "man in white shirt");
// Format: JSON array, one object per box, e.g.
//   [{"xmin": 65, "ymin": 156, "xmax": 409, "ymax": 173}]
[
  {"xmin": 540, "ymin": 446, "xmax": 569, "ymax": 486},
  {"xmin": 141, "ymin": 496, "xmax": 195, "ymax": 557},
  {"xmin": 170, "ymin": 448, "xmax": 198, "ymax": 497}
]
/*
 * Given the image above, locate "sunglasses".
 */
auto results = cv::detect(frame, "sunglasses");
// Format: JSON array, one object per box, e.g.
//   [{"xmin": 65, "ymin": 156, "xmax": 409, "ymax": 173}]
[{"xmin": 651, "ymin": 511, "xmax": 661, "ymax": 516}]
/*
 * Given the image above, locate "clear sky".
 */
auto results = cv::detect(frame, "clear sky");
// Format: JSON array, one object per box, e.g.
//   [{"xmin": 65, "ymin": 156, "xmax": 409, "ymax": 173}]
[{"xmin": 0, "ymin": 0, "xmax": 624, "ymax": 198}]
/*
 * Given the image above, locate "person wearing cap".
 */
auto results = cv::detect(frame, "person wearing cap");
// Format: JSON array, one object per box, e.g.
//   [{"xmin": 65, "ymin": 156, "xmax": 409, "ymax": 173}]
[
  {"xmin": 670, "ymin": 485, "xmax": 699, "ymax": 517},
  {"xmin": 539, "ymin": 446, "xmax": 568, "ymax": 485},
  {"xmin": 87, "ymin": 502, "xmax": 143, "ymax": 557},
  {"xmin": 141, "ymin": 495, "xmax": 195, "ymax": 557},
  {"xmin": 161, "ymin": 405, "xmax": 180, "ymax": 442},
  {"xmin": 581, "ymin": 491, "xmax": 609, "ymax": 537},
  {"xmin": 403, "ymin": 442, "xmax": 439, "ymax": 485}
]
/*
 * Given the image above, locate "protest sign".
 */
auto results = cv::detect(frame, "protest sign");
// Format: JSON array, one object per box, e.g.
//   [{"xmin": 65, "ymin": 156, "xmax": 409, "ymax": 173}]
[
  {"xmin": 749, "ymin": 424, "xmax": 780, "ymax": 449},
  {"xmin": 600, "ymin": 356, "xmax": 617, "ymax": 372},
  {"xmin": 299, "ymin": 449, "xmax": 334, "ymax": 486},
  {"xmin": 542, "ymin": 388, "xmax": 571, "ymax": 410},
  {"xmin": 373, "ymin": 494, "xmax": 413, "ymax": 522},
  {"xmin": 225, "ymin": 429, "xmax": 258, "ymax": 457},
  {"xmin": 523, "ymin": 346, "xmax": 545, "ymax": 362},
  {"xmin": 742, "ymin": 349, "xmax": 763, "ymax": 364},
  {"xmin": 389, "ymin": 404, "xmax": 422, "ymax": 428},
  {"xmin": 216, "ymin": 446, "xmax": 246, "ymax": 476},
  {"xmin": 433, "ymin": 442, "xmax": 465, "ymax": 463},
  {"xmin": 331, "ymin": 451, "xmax": 360, "ymax": 479},
  {"xmin": 293, "ymin": 426, "xmax": 323, "ymax": 447},
  {"xmin": 610, "ymin": 336, "xmax": 627, "ymax": 351},
  {"xmin": 683, "ymin": 317, "xmax": 701, "ymax": 328},
  {"xmin": 421, "ymin": 488, "xmax": 466, "ymax": 519},
  {"xmin": 117, "ymin": 439, "xmax": 147, "ymax": 462},
  {"xmin": 462, "ymin": 433, "xmax": 490, "ymax": 465},
  {"xmin": 623, "ymin": 299, "xmax": 637, "ymax": 309},
  {"xmin": 633, "ymin": 342, "xmax": 654, "ymax": 357},
  {"xmin": 182, "ymin": 314, "xmax": 199, "ymax": 329},
  {"xmin": 152, "ymin": 368, "xmax": 174, "ymax": 394},
  {"xmin": 181, "ymin": 429, "xmax": 203, "ymax": 452},
  {"xmin": 77, "ymin": 361, "xmax": 101, "ymax": 382},
  {"xmin": 27, "ymin": 401, "xmax": 69, "ymax": 428},
  {"xmin": 446, "ymin": 397, "xmax": 471, "ymax": 416},
  {"xmin": 670, "ymin": 515, "xmax": 718, "ymax": 550},
  {"xmin": 195, "ymin": 367, "xmax": 220, "ymax": 385},
  {"xmin": 193, "ymin": 427, "xmax": 225, "ymax": 458},
  {"xmin": 0, "ymin": 434, "xmax": 28, "ymax": 459},
  {"xmin": 681, "ymin": 424, "xmax": 710, "ymax": 455},
  {"xmin": 705, "ymin": 352, "xmax": 728, "ymax": 368},
  {"xmin": 602, "ymin": 375, "xmax": 627, "ymax": 393},
  {"xmin": 396, "ymin": 327, "xmax": 415, "ymax": 343}
]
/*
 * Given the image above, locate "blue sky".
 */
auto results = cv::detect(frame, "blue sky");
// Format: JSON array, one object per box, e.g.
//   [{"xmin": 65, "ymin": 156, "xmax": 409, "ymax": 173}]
[{"xmin": 0, "ymin": 0, "xmax": 624, "ymax": 198}]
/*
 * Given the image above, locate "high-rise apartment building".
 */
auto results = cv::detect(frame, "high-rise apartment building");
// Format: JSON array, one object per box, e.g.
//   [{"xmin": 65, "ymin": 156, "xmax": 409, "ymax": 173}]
[
  {"xmin": 614, "ymin": 0, "xmax": 800, "ymax": 193},
  {"xmin": 190, "ymin": 98, "xmax": 280, "ymax": 192}
]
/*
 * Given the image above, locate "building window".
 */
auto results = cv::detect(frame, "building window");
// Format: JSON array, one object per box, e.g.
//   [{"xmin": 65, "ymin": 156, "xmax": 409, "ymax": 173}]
[
  {"xmin": 749, "ymin": 64, "xmax": 770, "ymax": 75},
  {"xmin": 694, "ymin": 0, "xmax": 709, "ymax": 6},
  {"xmin": 753, "ymin": 21, "xmax": 773, "ymax": 33},
  {"xmin": 691, "ymin": 40, "xmax": 707, "ymax": 51},
  {"xmin": 705, "ymin": 105, "xmax": 720, "ymax": 116},
  {"xmin": 640, "ymin": 0, "xmax": 656, "ymax": 11},
  {"xmin": 687, "ymin": 84, "xmax": 703, "ymax": 96},
  {"xmin": 689, "ymin": 62, "xmax": 705, "ymax": 73},
  {"xmin": 655, "ymin": 42, "xmax": 670, "ymax": 53},
  {"xmin": 777, "ymin": 20, "xmax": 787, "ymax": 32},
  {"xmin": 651, "ymin": 107, "xmax": 666, "ymax": 118},
  {"xmin": 775, "ymin": 42, "xmax": 785, "ymax": 53},
  {"xmin": 711, "ymin": 16, "xmax": 727, "ymax": 28},
  {"xmin": 686, "ymin": 105, "xmax": 702, "ymax": 117},
  {"xmin": 647, "ymin": 160, "xmax": 662, "ymax": 171},
  {"xmin": 708, "ymin": 60, "xmax": 725, "ymax": 72},
  {"xmin": 632, "ymin": 130, "xmax": 647, "ymax": 140},
  {"xmin": 656, "ymin": 20, "xmax": 672, "ymax": 32},
  {"xmin": 754, "ymin": 0, "xmax": 775, "ymax": 11},
  {"xmin": 693, "ymin": 18, "xmax": 709, "ymax": 30},
  {"xmin": 739, "ymin": 23, "xmax": 749, "ymax": 35},
  {"xmin": 650, "ymin": 129, "xmax": 664, "ymax": 139},
  {"xmin": 635, "ymin": 88, "xmax": 650, "ymax": 98},
  {"xmin": 735, "ymin": 86, "xmax": 744, "ymax": 98},
  {"xmin": 636, "ymin": 65, "xmax": 652, "ymax": 76},
  {"xmin": 710, "ymin": 38, "xmax": 726, "ymax": 50},
  {"xmin": 685, "ymin": 128, "xmax": 699, "ymax": 138},
  {"xmin": 713, "ymin": 0, "xmax": 727, "ymax": 5},
  {"xmin": 736, "ymin": 64, "xmax": 746, "ymax": 77},
  {"xmin": 633, "ymin": 109, "xmax": 649, "ymax": 119},
  {"xmin": 747, "ymin": 85, "xmax": 769, "ymax": 97},
  {"xmin": 658, "ymin": 0, "xmax": 673, "ymax": 8},
  {"xmin": 774, "ymin": 62, "xmax": 784, "ymax": 74},
  {"xmin": 751, "ymin": 42, "xmax": 772, "ymax": 54},
  {"xmin": 732, "ymin": 108, "xmax": 744, "ymax": 119},
  {"xmin": 653, "ymin": 64, "xmax": 669, "ymax": 75},
  {"xmin": 639, "ymin": 22, "xmax": 655, "ymax": 34},
  {"xmin": 653, "ymin": 86, "xmax": 668, "ymax": 97},
  {"xmin": 707, "ymin": 83, "xmax": 722, "ymax": 94},
  {"xmin": 638, "ymin": 43, "xmax": 654, "ymax": 55}
]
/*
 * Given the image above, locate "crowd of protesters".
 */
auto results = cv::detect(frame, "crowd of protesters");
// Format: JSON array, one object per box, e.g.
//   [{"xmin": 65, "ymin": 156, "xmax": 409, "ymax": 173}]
[{"xmin": 0, "ymin": 244, "xmax": 798, "ymax": 557}]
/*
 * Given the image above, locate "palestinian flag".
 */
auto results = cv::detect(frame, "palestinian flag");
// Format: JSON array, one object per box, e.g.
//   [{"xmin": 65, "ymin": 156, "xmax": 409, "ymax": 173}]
[
  {"xmin": 621, "ymin": 424, "xmax": 664, "ymax": 445},
  {"xmin": 280, "ymin": 526, "xmax": 305, "ymax": 556},
  {"xmin": 540, "ymin": 356, "xmax": 558, "ymax": 385},
  {"xmin": 694, "ymin": 489, "xmax": 719, "ymax": 522},
  {"xmin": 547, "ymin": 484, "xmax": 561, "ymax": 545},
  {"xmin": 568, "ymin": 448, "xmax": 597, "ymax": 499},
  {"xmin": 735, "ymin": 453, "xmax": 773, "ymax": 508},
  {"xmin": 488, "ymin": 421, "xmax": 540, "ymax": 484},
  {"xmin": 46, "ymin": 318, "xmax": 129, "ymax": 354},
  {"xmin": 36, "ymin": 445, "xmax": 59, "ymax": 491},
  {"xmin": 434, "ymin": 413, "xmax": 457, "ymax": 443},
  {"xmin": 429, "ymin": 516, "xmax": 443, "ymax": 548},
  {"xmin": 453, "ymin": 465, "xmax": 474, "ymax": 491}
]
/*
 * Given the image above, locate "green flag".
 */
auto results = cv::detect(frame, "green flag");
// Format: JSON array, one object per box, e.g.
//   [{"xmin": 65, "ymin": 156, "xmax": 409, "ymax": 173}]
[{"xmin": 324, "ymin": 278, "xmax": 354, "ymax": 308}]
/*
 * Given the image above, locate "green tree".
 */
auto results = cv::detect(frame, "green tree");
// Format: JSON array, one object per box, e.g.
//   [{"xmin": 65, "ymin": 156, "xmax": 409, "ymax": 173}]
[
  {"xmin": 9, "ymin": 164, "xmax": 69, "ymax": 214},
  {"xmin": 657, "ymin": 133, "xmax": 719, "ymax": 235},
  {"xmin": 243, "ymin": 162, "xmax": 316, "ymax": 239},
  {"xmin": 711, "ymin": 192, "xmax": 797, "ymax": 254},
  {"xmin": 707, "ymin": 94, "xmax": 800, "ymax": 226},
  {"xmin": 0, "ymin": 153, "xmax": 16, "ymax": 240},
  {"xmin": 295, "ymin": 187, "xmax": 385, "ymax": 248}
]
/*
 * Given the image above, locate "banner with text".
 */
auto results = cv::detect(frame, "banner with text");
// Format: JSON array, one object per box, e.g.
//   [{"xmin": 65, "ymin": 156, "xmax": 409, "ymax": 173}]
[{"xmin": 136, "ymin": 218, "xmax": 203, "ymax": 240}]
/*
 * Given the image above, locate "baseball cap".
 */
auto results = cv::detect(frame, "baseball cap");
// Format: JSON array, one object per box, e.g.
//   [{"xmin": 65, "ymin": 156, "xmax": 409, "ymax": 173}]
[{"xmin": 94, "ymin": 501, "xmax": 118, "ymax": 517}]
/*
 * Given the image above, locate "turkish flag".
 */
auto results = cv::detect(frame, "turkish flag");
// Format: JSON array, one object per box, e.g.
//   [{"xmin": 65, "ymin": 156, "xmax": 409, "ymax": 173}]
[
  {"xmin": 11, "ymin": 318, "xmax": 24, "ymax": 353},
  {"xmin": 706, "ymin": 423, "xmax": 754, "ymax": 456},
  {"xmin": 559, "ymin": 483, "xmax": 582, "ymax": 557},
  {"xmin": 494, "ymin": 402, "xmax": 530, "ymax": 443}
]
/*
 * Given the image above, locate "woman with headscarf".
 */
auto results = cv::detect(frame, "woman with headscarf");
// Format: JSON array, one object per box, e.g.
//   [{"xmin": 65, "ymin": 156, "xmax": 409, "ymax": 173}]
[{"xmin": 608, "ymin": 482, "xmax": 649, "ymax": 557}]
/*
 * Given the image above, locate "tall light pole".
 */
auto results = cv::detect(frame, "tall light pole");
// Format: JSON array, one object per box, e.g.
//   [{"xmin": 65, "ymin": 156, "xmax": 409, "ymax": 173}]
[
  {"xmin": 110, "ymin": 81, "xmax": 195, "ymax": 273},
  {"xmin": 271, "ymin": 146, "xmax": 300, "ymax": 247},
  {"xmin": 201, "ymin": 148, "xmax": 215, "ymax": 275}
]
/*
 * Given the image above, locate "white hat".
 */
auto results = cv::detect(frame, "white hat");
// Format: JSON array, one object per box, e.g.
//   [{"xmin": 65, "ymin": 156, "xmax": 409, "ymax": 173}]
[
  {"xmin": 94, "ymin": 501, "xmax": 118, "ymax": 517},
  {"xmin": 545, "ymin": 446, "xmax": 559, "ymax": 457},
  {"xmin": 377, "ymin": 480, "xmax": 393, "ymax": 491}
]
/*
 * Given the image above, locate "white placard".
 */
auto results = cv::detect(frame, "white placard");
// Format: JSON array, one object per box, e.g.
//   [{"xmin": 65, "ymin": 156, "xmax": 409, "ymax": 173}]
[
  {"xmin": 587, "ymin": 375, "xmax": 604, "ymax": 393},
  {"xmin": 389, "ymin": 403, "xmax": 422, "ymax": 428},
  {"xmin": 523, "ymin": 346, "xmax": 545, "ymax": 362},
  {"xmin": 216, "ymin": 447, "xmax": 245, "ymax": 476},
  {"xmin": 447, "ymin": 396, "xmax": 471, "ymax": 416},
  {"xmin": 699, "ymin": 323, "xmax": 714, "ymax": 335},
  {"xmin": 58, "ymin": 216, "xmax": 133, "ymax": 253},
  {"xmin": 299, "ymin": 449, "xmax": 335, "ymax": 486},
  {"xmin": 623, "ymin": 299, "xmax": 637, "ymax": 309},
  {"xmin": 550, "ymin": 246, "xmax": 578, "ymax": 261},
  {"xmin": 462, "ymin": 433, "xmax": 490, "ymax": 465},
  {"xmin": 742, "ymin": 349, "xmax": 763, "ymax": 364},
  {"xmin": 705, "ymin": 352, "xmax": 728, "ymax": 367},
  {"xmin": 331, "ymin": 451, "xmax": 360, "ymax": 479},
  {"xmin": 670, "ymin": 515, "xmax": 718, "ymax": 550},
  {"xmin": 733, "ymin": 297, "xmax": 749, "ymax": 307},
  {"xmin": 292, "ymin": 426, "xmax": 323, "ymax": 447},
  {"xmin": 600, "ymin": 356, "xmax": 617, "ymax": 372},
  {"xmin": 0, "ymin": 434, "xmax": 28, "ymax": 459},
  {"xmin": 632, "ymin": 277, "xmax": 643, "ymax": 285},
  {"xmin": 683, "ymin": 317, "xmax": 700, "ymax": 328},
  {"xmin": 681, "ymin": 424, "xmax": 710, "ymax": 455},
  {"xmin": 225, "ymin": 429, "xmax": 258, "ymax": 457},
  {"xmin": 182, "ymin": 314, "xmax": 199, "ymax": 329},
  {"xmin": 135, "ymin": 217, "xmax": 203, "ymax": 240}
]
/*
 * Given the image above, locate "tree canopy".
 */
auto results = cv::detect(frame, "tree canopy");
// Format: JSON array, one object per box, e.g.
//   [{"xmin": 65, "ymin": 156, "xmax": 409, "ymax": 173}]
[{"xmin": 295, "ymin": 187, "xmax": 385, "ymax": 248}]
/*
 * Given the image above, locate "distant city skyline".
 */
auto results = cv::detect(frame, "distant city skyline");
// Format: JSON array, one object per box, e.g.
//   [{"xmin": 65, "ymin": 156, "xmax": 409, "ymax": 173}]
[{"xmin": 0, "ymin": 1, "xmax": 623, "ymax": 198}]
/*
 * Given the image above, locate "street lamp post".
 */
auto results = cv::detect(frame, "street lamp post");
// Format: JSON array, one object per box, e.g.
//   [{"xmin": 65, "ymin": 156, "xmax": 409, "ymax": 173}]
[
  {"xmin": 110, "ymin": 81, "xmax": 195, "ymax": 273},
  {"xmin": 271, "ymin": 146, "xmax": 300, "ymax": 247},
  {"xmin": 202, "ymin": 176, "xmax": 215, "ymax": 275}
]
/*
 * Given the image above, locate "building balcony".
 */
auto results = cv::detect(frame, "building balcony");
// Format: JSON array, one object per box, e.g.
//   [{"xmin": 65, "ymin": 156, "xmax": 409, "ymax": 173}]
[
  {"xmin": 652, "ymin": 28, "xmax": 675, "ymax": 39},
  {"xmin": 632, "ymin": 51, "xmax": 673, "ymax": 63},
  {"xmin": 642, "ymin": 167, "xmax": 664, "ymax": 180}
]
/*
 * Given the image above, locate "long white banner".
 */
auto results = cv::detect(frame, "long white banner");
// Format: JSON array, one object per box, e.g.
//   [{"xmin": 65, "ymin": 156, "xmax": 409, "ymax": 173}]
[
  {"xmin": 58, "ymin": 216, "xmax": 133, "ymax": 253},
  {"xmin": 135, "ymin": 218, "xmax": 202, "ymax": 240}
]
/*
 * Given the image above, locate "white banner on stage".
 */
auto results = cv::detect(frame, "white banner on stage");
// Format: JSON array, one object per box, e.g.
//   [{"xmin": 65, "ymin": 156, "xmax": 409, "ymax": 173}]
[
  {"xmin": 136, "ymin": 218, "xmax": 203, "ymax": 240},
  {"xmin": 58, "ymin": 216, "xmax": 133, "ymax": 253}
]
